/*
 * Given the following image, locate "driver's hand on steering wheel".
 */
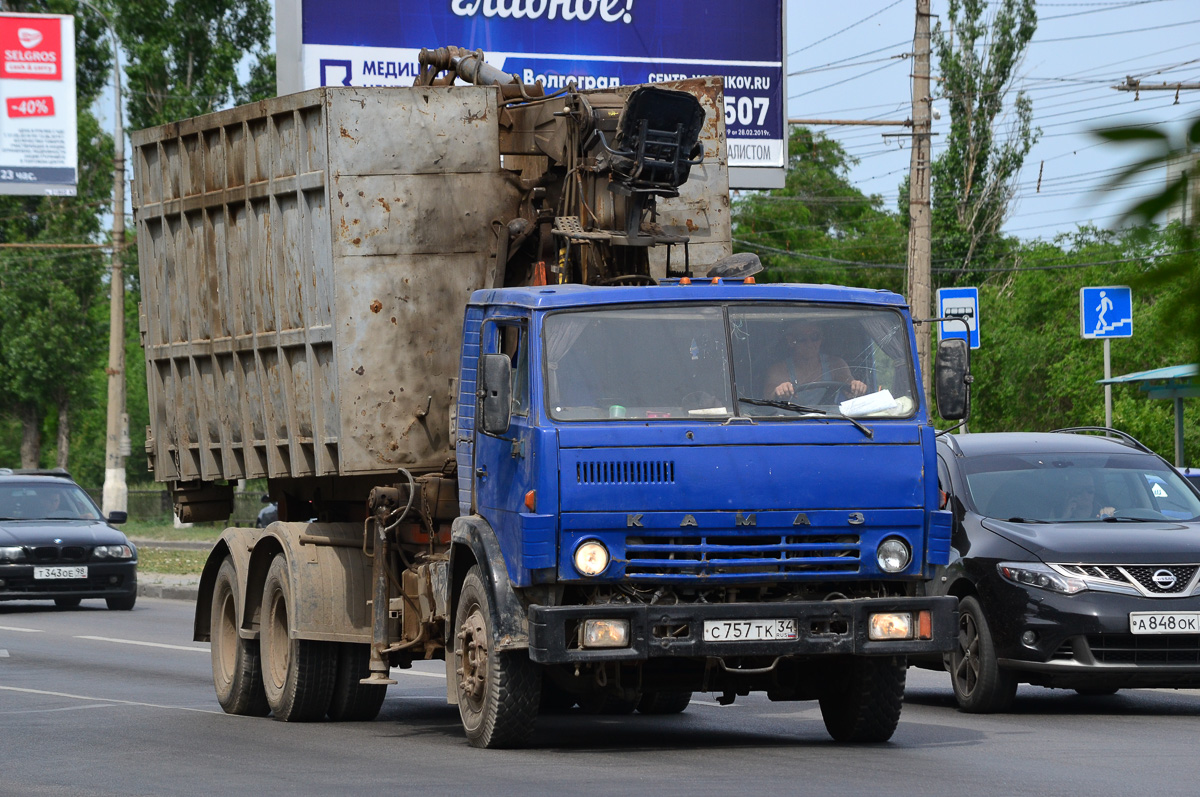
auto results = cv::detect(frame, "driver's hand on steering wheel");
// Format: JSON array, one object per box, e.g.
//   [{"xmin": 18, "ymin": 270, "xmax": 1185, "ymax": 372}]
[
  {"xmin": 772, "ymin": 381, "xmax": 796, "ymax": 398},
  {"xmin": 847, "ymin": 379, "xmax": 868, "ymax": 398}
]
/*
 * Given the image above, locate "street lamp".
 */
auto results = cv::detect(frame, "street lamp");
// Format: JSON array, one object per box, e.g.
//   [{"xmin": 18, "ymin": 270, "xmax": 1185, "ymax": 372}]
[{"xmin": 74, "ymin": 0, "xmax": 127, "ymax": 515}]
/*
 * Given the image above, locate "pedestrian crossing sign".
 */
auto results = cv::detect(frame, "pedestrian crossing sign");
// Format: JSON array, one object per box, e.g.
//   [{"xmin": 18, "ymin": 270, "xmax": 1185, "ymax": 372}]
[{"xmin": 1080, "ymin": 286, "xmax": 1132, "ymax": 339}]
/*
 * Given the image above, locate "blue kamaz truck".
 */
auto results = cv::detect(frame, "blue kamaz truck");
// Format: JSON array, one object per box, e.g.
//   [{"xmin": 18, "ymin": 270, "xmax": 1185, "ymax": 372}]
[{"xmin": 132, "ymin": 51, "xmax": 961, "ymax": 748}]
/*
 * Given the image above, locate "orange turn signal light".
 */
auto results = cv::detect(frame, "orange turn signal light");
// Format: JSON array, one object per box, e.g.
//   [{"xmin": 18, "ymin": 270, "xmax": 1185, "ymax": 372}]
[
  {"xmin": 918, "ymin": 610, "xmax": 932, "ymax": 640},
  {"xmin": 524, "ymin": 490, "xmax": 537, "ymax": 512}
]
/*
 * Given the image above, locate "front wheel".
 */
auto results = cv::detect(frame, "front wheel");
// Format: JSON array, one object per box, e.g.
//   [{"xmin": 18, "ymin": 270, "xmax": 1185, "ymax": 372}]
[
  {"xmin": 106, "ymin": 594, "xmax": 136, "ymax": 611},
  {"xmin": 54, "ymin": 597, "xmax": 81, "ymax": 609},
  {"xmin": 818, "ymin": 656, "xmax": 906, "ymax": 743},
  {"xmin": 951, "ymin": 595, "xmax": 1017, "ymax": 713},
  {"xmin": 453, "ymin": 566, "xmax": 540, "ymax": 748},
  {"xmin": 210, "ymin": 557, "xmax": 269, "ymax": 716},
  {"xmin": 260, "ymin": 554, "xmax": 337, "ymax": 721}
]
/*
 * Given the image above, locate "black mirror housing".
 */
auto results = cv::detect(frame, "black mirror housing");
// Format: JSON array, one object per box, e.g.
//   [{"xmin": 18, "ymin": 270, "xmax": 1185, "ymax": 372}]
[
  {"xmin": 107, "ymin": 510, "xmax": 128, "ymax": 525},
  {"xmin": 478, "ymin": 353, "xmax": 513, "ymax": 435},
  {"xmin": 935, "ymin": 338, "xmax": 970, "ymax": 421}
]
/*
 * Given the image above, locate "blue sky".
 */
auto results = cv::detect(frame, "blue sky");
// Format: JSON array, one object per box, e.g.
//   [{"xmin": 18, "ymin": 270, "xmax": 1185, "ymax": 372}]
[{"xmin": 787, "ymin": 0, "xmax": 1200, "ymax": 242}]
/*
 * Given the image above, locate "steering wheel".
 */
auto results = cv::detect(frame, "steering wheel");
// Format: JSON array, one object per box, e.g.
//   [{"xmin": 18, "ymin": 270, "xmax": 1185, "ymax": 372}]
[
  {"xmin": 598, "ymin": 274, "xmax": 658, "ymax": 286},
  {"xmin": 791, "ymin": 380, "xmax": 852, "ymax": 405}
]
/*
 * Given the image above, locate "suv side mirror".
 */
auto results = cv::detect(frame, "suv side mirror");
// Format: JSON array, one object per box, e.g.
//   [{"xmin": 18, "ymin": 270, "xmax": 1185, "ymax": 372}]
[
  {"xmin": 935, "ymin": 338, "xmax": 970, "ymax": 421},
  {"xmin": 107, "ymin": 510, "xmax": 128, "ymax": 525},
  {"xmin": 478, "ymin": 353, "xmax": 513, "ymax": 435}
]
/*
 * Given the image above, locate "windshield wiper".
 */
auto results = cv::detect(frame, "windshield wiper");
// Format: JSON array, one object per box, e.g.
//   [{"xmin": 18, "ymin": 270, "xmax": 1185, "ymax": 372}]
[
  {"xmin": 737, "ymin": 396, "xmax": 873, "ymax": 438},
  {"xmin": 1005, "ymin": 517, "xmax": 1049, "ymax": 524}
]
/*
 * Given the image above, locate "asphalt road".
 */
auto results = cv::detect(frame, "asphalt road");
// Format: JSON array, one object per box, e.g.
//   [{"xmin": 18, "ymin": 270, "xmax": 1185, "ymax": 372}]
[{"xmin": 3, "ymin": 596, "xmax": 1200, "ymax": 797}]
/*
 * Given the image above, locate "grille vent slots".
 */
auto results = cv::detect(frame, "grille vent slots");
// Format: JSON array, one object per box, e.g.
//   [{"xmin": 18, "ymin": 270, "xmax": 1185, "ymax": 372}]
[{"xmin": 576, "ymin": 460, "xmax": 675, "ymax": 485}]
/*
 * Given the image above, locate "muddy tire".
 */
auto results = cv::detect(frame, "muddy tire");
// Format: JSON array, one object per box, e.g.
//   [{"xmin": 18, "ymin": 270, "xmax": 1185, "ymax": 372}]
[
  {"xmin": 453, "ymin": 566, "xmax": 540, "ymax": 748},
  {"xmin": 54, "ymin": 597, "xmax": 81, "ymax": 609},
  {"xmin": 637, "ymin": 690, "xmax": 692, "ymax": 715},
  {"xmin": 327, "ymin": 643, "xmax": 387, "ymax": 721},
  {"xmin": 951, "ymin": 596, "xmax": 1017, "ymax": 713},
  {"xmin": 210, "ymin": 557, "xmax": 269, "ymax": 716},
  {"xmin": 260, "ymin": 554, "xmax": 336, "ymax": 721},
  {"xmin": 106, "ymin": 593, "xmax": 136, "ymax": 611},
  {"xmin": 818, "ymin": 656, "xmax": 906, "ymax": 743}
]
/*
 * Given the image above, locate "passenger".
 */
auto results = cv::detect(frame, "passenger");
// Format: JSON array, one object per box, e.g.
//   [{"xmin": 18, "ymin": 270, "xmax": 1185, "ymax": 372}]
[
  {"xmin": 1060, "ymin": 474, "xmax": 1115, "ymax": 519},
  {"xmin": 764, "ymin": 321, "xmax": 868, "ymax": 402}
]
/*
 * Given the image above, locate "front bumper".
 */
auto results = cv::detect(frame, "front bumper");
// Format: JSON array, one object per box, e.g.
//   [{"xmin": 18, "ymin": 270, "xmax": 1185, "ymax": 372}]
[
  {"xmin": 0, "ymin": 561, "xmax": 138, "ymax": 602},
  {"xmin": 986, "ymin": 583, "xmax": 1200, "ymax": 686},
  {"xmin": 528, "ymin": 595, "xmax": 957, "ymax": 664}
]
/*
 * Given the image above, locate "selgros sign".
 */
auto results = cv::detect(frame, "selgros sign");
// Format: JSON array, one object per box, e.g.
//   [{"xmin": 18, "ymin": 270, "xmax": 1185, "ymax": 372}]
[
  {"xmin": 0, "ymin": 13, "xmax": 76, "ymax": 196},
  {"xmin": 278, "ymin": 0, "xmax": 784, "ymax": 187}
]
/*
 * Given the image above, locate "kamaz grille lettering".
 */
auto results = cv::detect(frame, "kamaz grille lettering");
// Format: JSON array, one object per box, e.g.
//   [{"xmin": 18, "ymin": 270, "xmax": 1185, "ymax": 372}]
[{"xmin": 624, "ymin": 533, "xmax": 861, "ymax": 580}]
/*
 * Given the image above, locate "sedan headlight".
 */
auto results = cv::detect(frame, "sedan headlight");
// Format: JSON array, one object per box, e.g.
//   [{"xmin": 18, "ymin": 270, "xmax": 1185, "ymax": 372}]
[
  {"xmin": 93, "ymin": 544, "xmax": 134, "ymax": 560},
  {"xmin": 0, "ymin": 546, "xmax": 24, "ymax": 562},
  {"xmin": 998, "ymin": 562, "xmax": 1086, "ymax": 595}
]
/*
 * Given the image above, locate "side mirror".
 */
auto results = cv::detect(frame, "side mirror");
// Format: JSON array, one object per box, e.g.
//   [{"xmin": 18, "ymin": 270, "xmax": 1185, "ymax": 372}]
[
  {"xmin": 935, "ymin": 338, "xmax": 970, "ymax": 421},
  {"xmin": 107, "ymin": 510, "xmax": 128, "ymax": 525},
  {"xmin": 478, "ymin": 353, "xmax": 512, "ymax": 435}
]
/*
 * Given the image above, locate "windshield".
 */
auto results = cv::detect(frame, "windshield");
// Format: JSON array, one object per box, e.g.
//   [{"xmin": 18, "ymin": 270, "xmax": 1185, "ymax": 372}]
[
  {"xmin": 0, "ymin": 482, "xmax": 103, "ymax": 521},
  {"xmin": 543, "ymin": 303, "xmax": 917, "ymax": 421},
  {"xmin": 963, "ymin": 452, "xmax": 1200, "ymax": 522}
]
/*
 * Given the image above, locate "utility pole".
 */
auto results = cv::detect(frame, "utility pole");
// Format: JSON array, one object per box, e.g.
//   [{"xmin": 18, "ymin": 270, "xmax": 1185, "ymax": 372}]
[
  {"xmin": 79, "ymin": 1, "xmax": 128, "ymax": 516},
  {"xmin": 907, "ymin": 0, "xmax": 933, "ymax": 400}
]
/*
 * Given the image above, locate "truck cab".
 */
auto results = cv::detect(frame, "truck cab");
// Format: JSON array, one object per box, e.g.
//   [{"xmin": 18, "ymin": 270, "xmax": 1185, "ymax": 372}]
[{"xmin": 448, "ymin": 278, "xmax": 957, "ymax": 745}]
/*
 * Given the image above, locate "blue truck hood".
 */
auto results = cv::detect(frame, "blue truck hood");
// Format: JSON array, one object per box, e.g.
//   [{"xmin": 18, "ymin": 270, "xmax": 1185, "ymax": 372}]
[{"xmin": 556, "ymin": 421, "xmax": 926, "ymax": 513}]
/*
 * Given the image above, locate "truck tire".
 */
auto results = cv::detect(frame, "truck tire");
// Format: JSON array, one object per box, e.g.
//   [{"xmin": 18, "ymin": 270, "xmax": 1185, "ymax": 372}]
[
  {"xmin": 210, "ymin": 557, "xmax": 269, "ymax": 716},
  {"xmin": 637, "ymin": 690, "xmax": 692, "ymax": 715},
  {"xmin": 453, "ymin": 566, "xmax": 540, "ymax": 748},
  {"xmin": 327, "ymin": 643, "xmax": 387, "ymax": 721},
  {"xmin": 818, "ymin": 655, "xmax": 906, "ymax": 743},
  {"xmin": 260, "ymin": 554, "xmax": 337, "ymax": 721},
  {"xmin": 951, "ymin": 596, "xmax": 1017, "ymax": 713}
]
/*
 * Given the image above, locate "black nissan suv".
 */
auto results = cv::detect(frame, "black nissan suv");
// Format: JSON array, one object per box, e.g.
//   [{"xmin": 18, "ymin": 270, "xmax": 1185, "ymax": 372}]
[
  {"xmin": 0, "ymin": 469, "xmax": 137, "ymax": 610},
  {"xmin": 920, "ymin": 428, "xmax": 1200, "ymax": 711}
]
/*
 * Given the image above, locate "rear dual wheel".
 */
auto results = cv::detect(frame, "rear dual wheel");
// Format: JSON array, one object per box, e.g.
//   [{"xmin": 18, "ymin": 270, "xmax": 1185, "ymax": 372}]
[
  {"xmin": 260, "ymin": 555, "xmax": 337, "ymax": 721},
  {"xmin": 210, "ymin": 557, "xmax": 269, "ymax": 716}
]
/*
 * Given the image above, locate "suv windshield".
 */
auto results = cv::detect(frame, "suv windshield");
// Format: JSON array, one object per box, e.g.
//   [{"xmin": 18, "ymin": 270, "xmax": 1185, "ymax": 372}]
[
  {"xmin": 962, "ymin": 451, "xmax": 1200, "ymax": 522},
  {"xmin": 0, "ymin": 482, "xmax": 103, "ymax": 521},
  {"xmin": 543, "ymin": 303, "xmax": 916, "ymax": 421}
]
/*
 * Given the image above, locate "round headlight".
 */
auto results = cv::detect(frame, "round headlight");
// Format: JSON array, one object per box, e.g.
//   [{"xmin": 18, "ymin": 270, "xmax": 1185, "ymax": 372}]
[
  {"xmin": 573, "ymin": 540, "xmax": 610, "ymax": 576},
  {"xmin": 877, "ymin": 538, "xmax": 911, "ymax": 573}
]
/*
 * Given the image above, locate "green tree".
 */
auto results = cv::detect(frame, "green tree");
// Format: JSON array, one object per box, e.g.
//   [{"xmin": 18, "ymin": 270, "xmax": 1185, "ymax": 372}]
[
  {"xmin": 0, "ymin": 0, "xmax": 116, "ymax": 469},
  {"xmin": 1095, "ymin": 116, "xmax": 1200, "ymax": 365},
  {"xmin": 733, "ymin": 126, "xmax": 907, "ymax": 292},
  {"xmin": 111, "ymin": 0, "xmax": 273, "ymax": 130},
  {"xmin": 930, "ymin": 0, "xmax": 1039, "ymax": 278}
]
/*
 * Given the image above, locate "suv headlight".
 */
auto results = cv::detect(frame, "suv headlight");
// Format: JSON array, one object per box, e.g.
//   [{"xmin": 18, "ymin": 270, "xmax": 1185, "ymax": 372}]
[
  {"xmin": 998, "ymin": 562, "xmax": 1086, "ymax": 595},
  {"xmin": 93, "ymin": 544, "xmax": 134, "ymax": 560},
  {"xmin": 0, "ymin": 546, "xmax": 24, "ymax": 562}
]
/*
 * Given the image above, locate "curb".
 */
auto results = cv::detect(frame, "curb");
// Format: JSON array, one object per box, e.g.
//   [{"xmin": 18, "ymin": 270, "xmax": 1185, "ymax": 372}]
[{"xmin": 138, "ymin": 581, "xmax": 200, "ymax": 602}]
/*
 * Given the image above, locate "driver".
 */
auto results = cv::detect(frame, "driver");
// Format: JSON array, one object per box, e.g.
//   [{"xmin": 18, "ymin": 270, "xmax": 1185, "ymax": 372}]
[{"xmin": 764, "ymin": 321, "xmax": 868, "ymax": 401}]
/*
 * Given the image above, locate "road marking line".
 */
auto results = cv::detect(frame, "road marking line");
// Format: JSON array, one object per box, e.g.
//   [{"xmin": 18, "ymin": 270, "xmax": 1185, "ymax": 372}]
[
  {"xmin": 75, "ymin": 635, "xmax": 209, "ymax": 653},
  {"xmin": 0, "ymin": 685, "xmax": 222, "ymax": 714},
  {"xmin": 0, "ymin": 625, "xmax": 43, "ymax": 633}
]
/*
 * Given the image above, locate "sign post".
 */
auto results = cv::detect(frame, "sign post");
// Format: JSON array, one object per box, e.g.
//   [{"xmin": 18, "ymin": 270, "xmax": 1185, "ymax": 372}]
[
  {"xmin": 937, "ymin": 287, "xmax": 980, "ymax": 349},
  {"xmin": 1080, "ymin": 286, "xmax": 1133, "ymax": 428}
]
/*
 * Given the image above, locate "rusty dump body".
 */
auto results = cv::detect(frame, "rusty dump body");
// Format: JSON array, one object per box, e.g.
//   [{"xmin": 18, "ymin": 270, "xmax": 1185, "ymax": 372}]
[{"xmin": 132, "ymin": 75, "xmax": 730, "ymax": 522}]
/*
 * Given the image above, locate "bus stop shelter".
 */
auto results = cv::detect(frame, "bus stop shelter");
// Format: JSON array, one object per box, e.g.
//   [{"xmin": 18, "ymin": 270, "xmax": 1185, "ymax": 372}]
[{"xmin": 1098, "ymin": 364, "xmax": 1197, "ymax": 467}]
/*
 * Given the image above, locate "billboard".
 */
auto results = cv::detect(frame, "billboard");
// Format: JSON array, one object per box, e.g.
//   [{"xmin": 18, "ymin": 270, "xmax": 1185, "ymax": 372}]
[
  {"xmin": 276, "ymin": 0, "xmax": 785, "ymax": 188},
  {"xmin": 0, "ymin": 13, "xmax": 76, "ymax": 196}
]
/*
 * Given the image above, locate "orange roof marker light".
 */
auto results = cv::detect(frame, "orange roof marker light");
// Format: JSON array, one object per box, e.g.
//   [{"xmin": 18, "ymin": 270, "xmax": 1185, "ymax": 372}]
[{"xmin": 679, "ymin": 277, "xmax": 691, "ymax": 285}]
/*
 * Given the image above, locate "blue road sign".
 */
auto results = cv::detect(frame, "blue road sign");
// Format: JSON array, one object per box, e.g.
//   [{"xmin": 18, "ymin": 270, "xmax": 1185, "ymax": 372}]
[
  {"xmin": 937, "ymin": 287, "xmax": 980, "ymax": 349},
  {"xmin": 1080, "ymin": 286, "xmax": 1132, "ymax": 339}
]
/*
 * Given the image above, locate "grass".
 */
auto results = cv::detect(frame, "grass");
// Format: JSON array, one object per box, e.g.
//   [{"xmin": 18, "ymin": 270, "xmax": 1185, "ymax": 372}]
[
  {"xmin": 137, "ymin": 547, "xmax": 211, "ymax": 576},
  {"xmin": 122, "ymin": 518, "xmax": 235, "ymax": 543}
]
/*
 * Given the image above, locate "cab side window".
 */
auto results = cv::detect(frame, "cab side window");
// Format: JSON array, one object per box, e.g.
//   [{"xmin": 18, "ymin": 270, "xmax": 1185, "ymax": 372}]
[{"xmin": 499, "ymin": 323, "xmax": 529, "ymax": 417}]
